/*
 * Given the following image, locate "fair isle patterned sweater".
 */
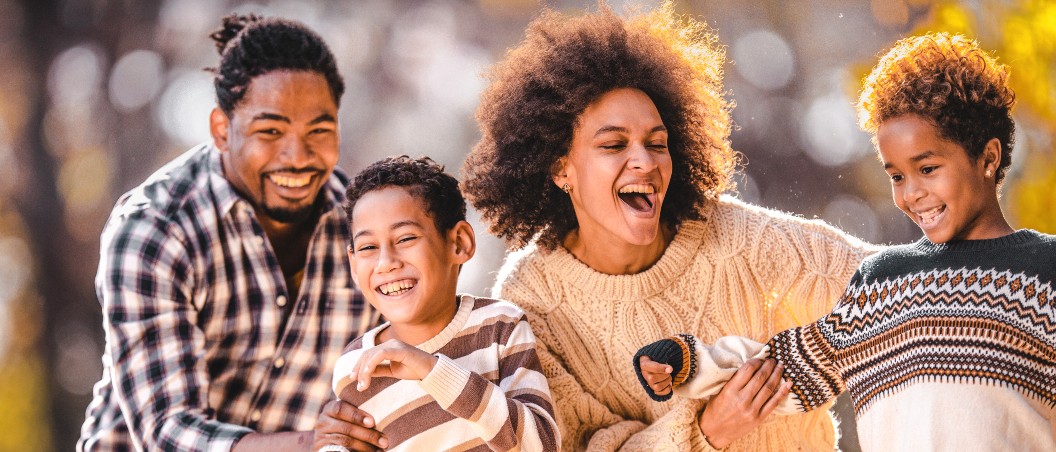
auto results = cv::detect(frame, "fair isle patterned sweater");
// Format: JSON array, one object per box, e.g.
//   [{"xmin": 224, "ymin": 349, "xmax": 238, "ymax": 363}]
[
  {"xmin": 644, "ymin": 229, "xmax": 1056, "ymax": 451},
  {"xmin": 331, "ymin": 295, "xmax": 559, "ymax": 451}
]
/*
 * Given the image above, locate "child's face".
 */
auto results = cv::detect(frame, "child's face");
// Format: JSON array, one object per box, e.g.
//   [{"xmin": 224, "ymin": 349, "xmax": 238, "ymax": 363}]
[
  {"xmin": 877, "ymin": 114, "xmax": 1002, "ymax": 243},
  {"xmin": 348, "ymin": 186, "xmax": 471, "ymax": 332}
]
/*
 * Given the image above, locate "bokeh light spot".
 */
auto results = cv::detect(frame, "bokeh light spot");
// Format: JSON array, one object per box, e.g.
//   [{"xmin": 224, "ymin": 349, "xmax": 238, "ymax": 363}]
[
  {"xmin": 733, "ymin": 29, "xmax": 796, "ymax": 91},
  {"xmin": 57, "ymin": 147, "xmax": 111, "ymax": 215},
  {"xmin": 109, "ymin": 50, "xmax": 165, "ymax": 112},
  {"xmin": 47, "ymin": 44, "xmax": 105, "ymax": 108},
  {"xmin": 801, "ymin": 91, "xmax": 870, "ymax": 167},
  {"xmin": 155, "ymin": 69, "xmax": 214, "ymax": 146}
]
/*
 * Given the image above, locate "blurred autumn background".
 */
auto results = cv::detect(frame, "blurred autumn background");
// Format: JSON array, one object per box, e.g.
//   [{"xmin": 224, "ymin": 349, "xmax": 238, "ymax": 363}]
[{"xmin": 0, "ymin": 0, "xmax": 1052, "ymax": 450}]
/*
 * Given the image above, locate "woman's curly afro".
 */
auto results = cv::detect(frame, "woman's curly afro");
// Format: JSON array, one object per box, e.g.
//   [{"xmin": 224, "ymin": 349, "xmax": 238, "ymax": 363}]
[{"xmin": 462, "ymin": 2, "xmax": 737, "ymax": 251}]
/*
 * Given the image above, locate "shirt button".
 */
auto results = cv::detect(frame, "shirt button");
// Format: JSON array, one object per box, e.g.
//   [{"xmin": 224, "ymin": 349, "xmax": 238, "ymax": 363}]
[
  {"xmin": 250, "ymin": 410, "xmax": 261, "ymax": 422},
  {"xmin": 254, "ymin": 236, "xmax": 266, "ymax": 247},
  {"xmin": 276, "ymin": 295, "xmax": 287, "ymax": 307},
  {"xmin": 274, "ymin": 357, "xmax": 285, "ymax": 369}
]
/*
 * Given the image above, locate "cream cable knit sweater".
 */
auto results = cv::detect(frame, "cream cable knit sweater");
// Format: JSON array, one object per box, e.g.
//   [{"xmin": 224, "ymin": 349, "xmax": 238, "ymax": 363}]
[{"xmin": 492, "ymin": 196, "xmax": 879, "ymax": 451}]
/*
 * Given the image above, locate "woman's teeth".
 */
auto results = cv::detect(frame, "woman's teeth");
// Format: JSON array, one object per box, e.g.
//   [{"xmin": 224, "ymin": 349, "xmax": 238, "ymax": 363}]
[
  {"xmin": 269, "ymin": 173, "xmax": 312, "ymax": 188},
  {"xmin": 618, "ymin": 184, "xmax": 655, "ymax": 211},
  {"xmin": 378, "ymin": 280, "xmax": 415, "ymax": 296},
  {"xmin": 618, "ymin": 184, "xmax": 655, "ymax": 194}
]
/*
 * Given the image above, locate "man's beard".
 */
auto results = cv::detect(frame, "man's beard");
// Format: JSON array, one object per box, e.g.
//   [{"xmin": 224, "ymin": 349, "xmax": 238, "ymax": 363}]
[{"xmin": 262, "ymin": 194, "xmax": 324, "ymax": 224}]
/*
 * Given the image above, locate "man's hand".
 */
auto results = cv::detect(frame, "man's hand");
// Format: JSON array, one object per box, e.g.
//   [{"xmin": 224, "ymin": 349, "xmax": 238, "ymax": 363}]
[
  {"xmin": 638, "ymin": 356, "xmax": 674, "ymax": 396},
  {"xmin": 350, "ymin": 339, "xmax": 439, "ymax": 391},
  {"xmin": 313, "ymin": 400, "xmax": 389, "ymax": 451},
  {"xmin": 696, "ymin": 358, "xmax": 791, "ymax": 449}
]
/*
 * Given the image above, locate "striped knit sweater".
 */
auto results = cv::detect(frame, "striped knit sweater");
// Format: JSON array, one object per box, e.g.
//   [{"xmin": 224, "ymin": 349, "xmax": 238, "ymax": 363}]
[
  {"xmin": 331, "ymin": 294, "xmax": 559, "ymax": 451},
  {"xmin": 641, "ymin": 229, "xmax": 1056, "ymax": 451}
]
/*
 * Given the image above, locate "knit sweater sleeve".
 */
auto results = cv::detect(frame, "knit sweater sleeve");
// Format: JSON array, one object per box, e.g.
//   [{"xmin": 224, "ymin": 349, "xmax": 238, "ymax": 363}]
[
  {"xmin": 497, "ymin": 264, "xmax": 715, "ymax": 452},
  {"xmin": 633, "ymin": 335, "xmax": 803, "ymax": 415},
  {"xmin": 651, "ymin": 276, "xmax": 860, "ymax": 414},
  {"xmin": 750, "ymin": 212, "xmax": 879, "ymax": 330},
  {"xmin": 532, "ymin": 336, "xmax": 714, "ymax": 452},
  {"xmin": 763, "ymin": 271, "xmax": 863, "ymax": 412}
]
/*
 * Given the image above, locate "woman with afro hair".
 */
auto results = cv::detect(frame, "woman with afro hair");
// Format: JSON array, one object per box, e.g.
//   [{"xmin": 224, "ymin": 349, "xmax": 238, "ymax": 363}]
[{"xmin": 462, "ymin": 2, "xmax": 877, "ymax": 450}]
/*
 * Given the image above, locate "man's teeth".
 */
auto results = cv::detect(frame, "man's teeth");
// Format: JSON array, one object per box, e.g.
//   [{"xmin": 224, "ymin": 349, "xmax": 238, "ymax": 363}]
[
  {"xmin": 618, "ymin": 184, "xmax": 655, "ymax": 194},
  {"xmin": 269, "ymin": 173, "xmax": 312, "ymax": 188},
  {"xmin": 917, "ymin": 206, "xmax": 943, "ymax": 225},
  {"xmin": 378, "ymin": 280, "xmax": 415, "ymax": 296}
]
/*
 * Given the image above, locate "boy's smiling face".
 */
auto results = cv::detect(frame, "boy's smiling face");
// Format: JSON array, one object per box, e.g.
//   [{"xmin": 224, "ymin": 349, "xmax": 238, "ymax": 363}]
[
  {"xmin": 348, "ymin": 186, "xmax": 473, "ymax": 342},
  {"xmin": 877, "ymin": 114, "xmax": 1007, "ymax": 243}
]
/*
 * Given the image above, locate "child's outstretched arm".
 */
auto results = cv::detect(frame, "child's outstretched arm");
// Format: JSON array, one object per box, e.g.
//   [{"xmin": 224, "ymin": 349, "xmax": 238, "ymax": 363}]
[{"xmin": 633, "ymin": 335, "xmax": 802, "ymax": 415}]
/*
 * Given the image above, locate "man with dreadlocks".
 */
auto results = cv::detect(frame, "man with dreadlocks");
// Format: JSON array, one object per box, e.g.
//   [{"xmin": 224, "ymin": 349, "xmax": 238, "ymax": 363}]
[{"xmin": 78, "ymin": 14, "xmax": 383, "ymax": 452}]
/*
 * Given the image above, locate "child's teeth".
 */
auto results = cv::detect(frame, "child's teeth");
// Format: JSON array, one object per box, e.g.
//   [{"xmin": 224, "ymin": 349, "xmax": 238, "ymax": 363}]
[
  {"xmin": 379, "ymin": 280, "xmax": 414, "ymax": 295},
  {"xmin": 918, "ymin": 207, "xmax": 942, "ymax": 224}
]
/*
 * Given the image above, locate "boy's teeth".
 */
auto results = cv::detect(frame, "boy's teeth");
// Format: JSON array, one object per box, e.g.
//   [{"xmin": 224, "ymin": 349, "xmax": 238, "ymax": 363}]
[
  {"xmin": 618, "ymin": 184, "xmax": 655, "ymax": 194},
  {"xmin": 269, "ymin": 173, "xmax": 312, "ymax": 188},
  {"xmin": 378, "ymin": 280, "xmax": 414, "ymax": 295}
]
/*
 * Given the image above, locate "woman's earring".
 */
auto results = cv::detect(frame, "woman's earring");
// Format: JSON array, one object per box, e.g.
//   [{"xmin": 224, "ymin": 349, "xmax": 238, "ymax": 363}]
[
  {"xmin": 985, "ymin": 169, "xmax": 992, "ymax": 178},
  {"xmin": 561, "ymin": 183, "xmax": 572, "ymax": 194}
]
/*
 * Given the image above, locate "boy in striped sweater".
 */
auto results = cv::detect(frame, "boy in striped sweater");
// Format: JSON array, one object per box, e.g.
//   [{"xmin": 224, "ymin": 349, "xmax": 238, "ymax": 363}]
[
  {"xmin": 633, "ymin": 33, "xmax": 1056, "ymax": 450},
  {"xmin": 325, "ymin": 156, "xmax": 558, "ymax": 451}
]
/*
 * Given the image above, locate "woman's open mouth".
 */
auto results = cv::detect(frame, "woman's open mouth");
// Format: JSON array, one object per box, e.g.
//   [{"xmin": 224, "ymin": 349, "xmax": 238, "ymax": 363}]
[{"xmin": 617, "ymin": 184, "xmax": 656, "ymax": 213}]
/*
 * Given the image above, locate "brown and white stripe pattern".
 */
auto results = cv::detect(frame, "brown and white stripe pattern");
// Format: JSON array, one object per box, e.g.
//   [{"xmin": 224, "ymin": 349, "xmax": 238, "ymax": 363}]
[{"xmin": 332, "ymin": 295, "xmax": 559, "ymax": 451}]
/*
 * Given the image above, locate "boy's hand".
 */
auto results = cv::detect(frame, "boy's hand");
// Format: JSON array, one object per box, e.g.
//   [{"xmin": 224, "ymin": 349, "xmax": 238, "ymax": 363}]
[
  {"xmin": 638, "ymin": 356, "xmax": 674, "ymax": 396},
  {"xmin": 351, "ymin": 339, "xmax": 439, "ymax": 391}
]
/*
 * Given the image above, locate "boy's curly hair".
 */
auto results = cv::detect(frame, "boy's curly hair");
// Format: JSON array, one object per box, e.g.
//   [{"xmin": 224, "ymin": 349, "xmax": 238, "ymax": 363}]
[
  {"xmin": 344, "ymin": 156, "xmax": 467, "ymax": 239},
  {"xmin": 462, "ymin": 2, "xmax": 737, "ymax": 250},
  {"xmin": 857, "ymin": 33, "xmax": 1016, "ymax": 183},
  {"xmin": 209, "ymin": 14, "xmax": 345, "ymax": 116}
]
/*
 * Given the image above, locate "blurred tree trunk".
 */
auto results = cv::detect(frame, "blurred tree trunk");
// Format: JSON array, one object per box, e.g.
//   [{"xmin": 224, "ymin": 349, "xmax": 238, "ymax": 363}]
[{"xmin": 15, "ymin": 1, "xmax": 162, "ymax": 449}]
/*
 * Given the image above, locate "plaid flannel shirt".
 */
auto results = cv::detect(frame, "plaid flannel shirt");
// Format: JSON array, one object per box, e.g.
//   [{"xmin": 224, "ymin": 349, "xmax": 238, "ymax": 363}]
[{"xmin": 78, "ymin": 144, "xmax": 376, "ymax": 451}]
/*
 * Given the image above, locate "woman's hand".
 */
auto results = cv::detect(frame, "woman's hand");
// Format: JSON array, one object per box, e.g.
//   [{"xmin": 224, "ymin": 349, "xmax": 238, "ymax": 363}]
[
  {"xmin": 351, "ymin": 339, "xmax": 439, "ymax": 391},
  {"xmin": 312, "ymin": 399, "xmax": 389, "ymax": 451},
  {"xmin": 696, "ymin": 358, "xmax": 791, "ymax": 449}
]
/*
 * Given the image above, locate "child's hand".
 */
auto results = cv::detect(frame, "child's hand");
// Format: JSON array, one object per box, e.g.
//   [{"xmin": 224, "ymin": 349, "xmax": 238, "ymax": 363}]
[
  {"xmin": 638, "ymin": 356, "xmax": 674, "ymax": 396},
  {"xmin": 350, "ymin": 339, "xmax": 439, "ymax": 391}
]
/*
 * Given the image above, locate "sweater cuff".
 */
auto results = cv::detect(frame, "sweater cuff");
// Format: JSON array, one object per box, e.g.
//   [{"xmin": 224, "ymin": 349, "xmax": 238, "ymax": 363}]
[
  {"xmin": 633, "ymin": 336, "xmax": 691, "ymax": 401},
  {"xmin": 418, "ymin": 354, "xmax": 472, "ymax": 409}
]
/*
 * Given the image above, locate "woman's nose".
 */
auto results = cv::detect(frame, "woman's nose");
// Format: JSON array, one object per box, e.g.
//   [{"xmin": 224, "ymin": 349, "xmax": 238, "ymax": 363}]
[{"xmin": 628, "ymin": 143, "xmax": 658, "ymax": 171}]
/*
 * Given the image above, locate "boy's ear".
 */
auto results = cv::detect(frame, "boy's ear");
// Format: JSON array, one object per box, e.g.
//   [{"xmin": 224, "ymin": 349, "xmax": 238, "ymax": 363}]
[
  {"xmin": 981, "ymin": 138, "xmax": 1002, "ymax": 178},
  {"xmin": 209, "ymin": 108, "xmax": 230, "ymax": 152},
  {"xmin": 449, "ymin": 220, "xmax": 476, "ymax": 264}
]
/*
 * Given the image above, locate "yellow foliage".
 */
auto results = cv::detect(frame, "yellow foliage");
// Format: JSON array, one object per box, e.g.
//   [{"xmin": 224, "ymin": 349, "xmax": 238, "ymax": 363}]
[{"xmin": 910, "ymin": 0, "xmax": 1056, "ymax": 233}]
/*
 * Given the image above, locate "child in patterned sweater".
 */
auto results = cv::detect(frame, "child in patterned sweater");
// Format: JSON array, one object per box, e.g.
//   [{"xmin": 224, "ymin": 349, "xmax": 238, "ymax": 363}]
[
  {"xmin": 633, "ymin": 33, "xmax": 1056, "ymax": 451},
  {"xmin": 324, "ymin": 156, "xmax": 558, "ymax": 452}
]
